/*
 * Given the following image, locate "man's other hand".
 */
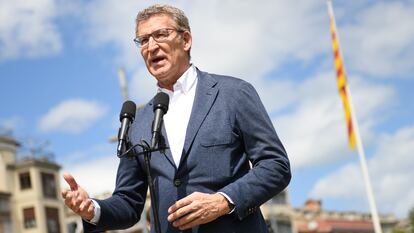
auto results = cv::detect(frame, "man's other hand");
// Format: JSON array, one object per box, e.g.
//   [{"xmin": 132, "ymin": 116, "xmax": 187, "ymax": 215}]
[
  {"xmin": 167, "ymin": 192, "xmax": 230, "ymax": 230},
  {"xmin": 61, "ymin": 172, "xmax": 95, "ymax": 221}
]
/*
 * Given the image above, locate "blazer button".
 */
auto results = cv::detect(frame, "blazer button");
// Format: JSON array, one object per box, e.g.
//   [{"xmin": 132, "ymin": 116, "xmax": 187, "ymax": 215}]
[{"xmin": 174, "ymin": 179, "xmax": 182, "ymax": 187}]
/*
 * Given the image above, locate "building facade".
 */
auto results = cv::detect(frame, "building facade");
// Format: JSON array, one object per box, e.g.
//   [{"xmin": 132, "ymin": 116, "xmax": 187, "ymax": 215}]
[
  {"xmin": 0, "ymin": 135, "xmax": 67, "ymax": 233},
  {"xmin": 262, "ymin": 190, "xmax": 296, "ymax": 233},
  {"xmin": 293, "ymin": 199, "xmax": 399, "ymax": 233}
]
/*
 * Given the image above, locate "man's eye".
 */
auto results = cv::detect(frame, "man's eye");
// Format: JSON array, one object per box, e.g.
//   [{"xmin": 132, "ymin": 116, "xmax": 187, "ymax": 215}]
[
  {"xmin": 154, "ymin": 31, "xmax": 169, "ymax": 39},
  {"xmin": 140, "ymin": 38, "xmax": 149, "ymax": 45}
]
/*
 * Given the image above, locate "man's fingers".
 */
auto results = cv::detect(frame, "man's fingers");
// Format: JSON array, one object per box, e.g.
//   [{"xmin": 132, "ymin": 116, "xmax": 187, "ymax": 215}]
[
  {"xmin": 167, "ymin": 202, "xmax": 194, "ymax": 222},
  {"xmin": 73, "ymin": 195, "xmax": 83, "ymax": 207},
  {"xmin": 171, "ymin": 209, "xmax": 200, "ymax": 229},
  {"xmin": 168, "ymin": 193, "xmax": 197, "ymax": 214},
  {"xmin": 178, "ymin": 219, "xmax": 199, "ymax": 231},
  {"xmin": 61, "ymin": 189, "xmax": 68, "ymax": 199},
  {"xmin": 87, "ymin": 202, "xmax": 95, "ymax": 214},
  {"xmin": 63, "ymin": 172, "xmax": 78, "ymax": 191},
  {"xmin": 79, "ymin": 199, "xmax": 92, "ymax": 212},
  {"xmin": 64, "ymin": 192, "xmax": 74, "ymax": 208}
]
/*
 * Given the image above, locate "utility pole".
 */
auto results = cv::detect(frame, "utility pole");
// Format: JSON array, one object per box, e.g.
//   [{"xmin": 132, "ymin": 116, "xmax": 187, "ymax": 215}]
[{"xmin": 118, "ymin": 67, "xmax": 129, "ymax": 102}]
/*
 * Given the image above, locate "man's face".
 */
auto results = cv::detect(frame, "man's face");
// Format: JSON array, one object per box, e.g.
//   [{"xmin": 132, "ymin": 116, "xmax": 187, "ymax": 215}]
[{"xmin": 137, "ymin": 14, "xmax": 192, "ymax": 89}]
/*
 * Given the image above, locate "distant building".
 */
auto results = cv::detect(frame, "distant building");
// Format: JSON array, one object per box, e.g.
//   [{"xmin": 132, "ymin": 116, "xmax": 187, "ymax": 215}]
[
  {"xmin": 262, "ymin": 190, "xmax": 296, "ymax": 233},
  {"xmin": 0, "ymin": 135, "xmax": 67, "ymax": 233},
  {"xmin": 293, "ymin": 199, "xmax": 399, "ymax": 233}
]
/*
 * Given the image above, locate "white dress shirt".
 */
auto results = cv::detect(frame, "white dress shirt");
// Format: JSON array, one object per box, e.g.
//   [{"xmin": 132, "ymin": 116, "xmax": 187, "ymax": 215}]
[{"xmin": 159, "ymin": 64, "xmax": 198, "ymax": 166}]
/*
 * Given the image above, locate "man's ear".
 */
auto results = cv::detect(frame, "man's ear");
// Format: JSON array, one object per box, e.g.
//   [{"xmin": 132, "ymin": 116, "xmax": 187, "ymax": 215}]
[{"xmin": 182, "ymin": 31, "xmax": 192, "ymax": 52}]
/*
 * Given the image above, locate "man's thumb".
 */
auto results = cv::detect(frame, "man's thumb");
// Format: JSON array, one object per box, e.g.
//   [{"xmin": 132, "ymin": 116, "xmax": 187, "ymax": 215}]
[{"xmin": 63, "ymin": 172, "xmax": 79, "ymax": 191}]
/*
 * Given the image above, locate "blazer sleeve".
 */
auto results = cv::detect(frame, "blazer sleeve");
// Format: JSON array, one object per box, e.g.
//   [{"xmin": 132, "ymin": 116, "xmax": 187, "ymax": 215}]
[
  {"xmin": 83, "ymin": 155, "xmax": 148, "ymax": 232},
  {"xmin": 218, "ymin": 80, "xmax": 291, "ymax": 220}
]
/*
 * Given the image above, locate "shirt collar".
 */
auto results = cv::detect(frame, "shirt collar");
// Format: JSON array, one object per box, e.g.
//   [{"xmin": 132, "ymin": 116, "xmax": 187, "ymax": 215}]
[{"xmin": 158, "ymin": 64, "xmax": 197, "ymax": 95}]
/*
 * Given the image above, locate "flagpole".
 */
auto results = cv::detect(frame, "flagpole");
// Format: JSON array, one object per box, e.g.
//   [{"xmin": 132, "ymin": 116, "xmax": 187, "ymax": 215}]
[
  {"xmin": 326, "ymin": 2, "xmax": 383, "ymax": 233},
  {"xmin": 346, "ymin": 86, "xmax": 383, "ymax": 233}
]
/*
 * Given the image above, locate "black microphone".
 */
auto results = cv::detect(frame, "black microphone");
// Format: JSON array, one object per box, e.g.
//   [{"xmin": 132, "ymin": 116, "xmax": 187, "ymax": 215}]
[
  {"xmin": 117, "ymin": 100, "xmax": 136, "ymax": 157},
  {"xmin": 151, "ymin": 92, "xmax": 169, "ymax": 150}
]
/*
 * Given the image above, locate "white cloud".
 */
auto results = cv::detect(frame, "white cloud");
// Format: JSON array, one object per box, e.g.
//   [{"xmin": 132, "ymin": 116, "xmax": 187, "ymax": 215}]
[
  {"xmin": 77, "ymin": 0, "xmax": 329, "ymax": 104},
  {"xmin": 309, "ymin": 126, "xmax": 414, "ymax": 217},
  {"xmin": 129, "ymin": 67, "xmax": 157, "ymax": 103},
  {"xmin": 275, "ymin": 72, "xmax": 348, "ymax": 169},
  {"xmin": 340, "ymin": 1, "xmax": 414, "ymax": 77},
  {"xmin": 0, "ymin": 0, "xmax": 62, "ymax": 61},
  {"xmin": 76, "ymin": 0, "xmax": 414, "ymax": 105},
  {"xmin": 188, "ymin": 1, "xmax": 328, "ymax": 80},
  {"xmin": 38, "ymin": 99, "xmax": 108, "ymax": 134},
  {"xmin": 60, "ymin": 156, "xmax": 118, "ymax": 196},
  {"xmin": 310, "ymin": 164, "xmax": 365, "ymax": 199},
  {"xmin": 60, "ymin": 143, "xmax": 118, "ymax": 196},
  {"xmin": 79, "ymin": 0, "xmax": 146, "ymax": 68},
  {"xmin": 274, "ymin": 71, "xmax": 396, "ymax": 170}
]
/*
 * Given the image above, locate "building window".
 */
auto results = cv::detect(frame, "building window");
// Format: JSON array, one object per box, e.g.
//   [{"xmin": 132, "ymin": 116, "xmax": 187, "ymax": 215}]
[
  {"xmin": 267, "ymin": 220, "xmax": 292, "ymax": 233},
  {"xmin": 0, "ymin": 198, "xmax": 10, "ymax": 213},
  {"xmin": 45, "ymin": 207, "xmax": 61, "ymax": 233},
  {"xmin": 19, "ymin": 172, "xmax": 32, "ymax": 190},
  {"xmin": 41, "ymin": 173, "xmax": 57, "ymax": 199},
  {"xmin": 23, "ymin": 207, "xmax": 36, "ymax": 229},
  {"xmin": 277, "ymin": 221, "xmax": 293, "ymax": 233}
]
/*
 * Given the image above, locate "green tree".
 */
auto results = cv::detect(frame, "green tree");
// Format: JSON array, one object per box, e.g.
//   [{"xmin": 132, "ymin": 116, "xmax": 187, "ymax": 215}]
[{"xmin": 392, "ymin": 207, "xmax": 414, "ymax": 233}]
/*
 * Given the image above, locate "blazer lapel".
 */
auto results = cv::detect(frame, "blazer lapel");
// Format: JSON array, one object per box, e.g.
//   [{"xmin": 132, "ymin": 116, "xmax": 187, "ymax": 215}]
[{"xmin": 178, "ymin": 70, "xmax": 218, "ymax": 168}]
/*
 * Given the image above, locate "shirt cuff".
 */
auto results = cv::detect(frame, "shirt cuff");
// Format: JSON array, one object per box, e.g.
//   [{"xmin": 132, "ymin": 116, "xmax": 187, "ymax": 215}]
[
  {"xmin": 85, "ymin": 199, "xmax": 101, "ymax": 225},
  {"xmin": 217, "ymin": 192, "xmax": 235, "ymax": 214}
]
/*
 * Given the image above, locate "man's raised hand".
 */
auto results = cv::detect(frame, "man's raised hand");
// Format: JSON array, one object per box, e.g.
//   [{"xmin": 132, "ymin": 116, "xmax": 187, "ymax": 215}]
[{"xmin": 61, "ymin": 172, "xmax": 95, "ymax": 221}]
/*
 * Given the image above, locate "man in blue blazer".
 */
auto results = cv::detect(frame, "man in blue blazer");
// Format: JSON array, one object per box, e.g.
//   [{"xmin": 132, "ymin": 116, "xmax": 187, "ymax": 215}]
[{"xmin": 62, "ymin": 4, "xmax": 291, "ymax": 233}]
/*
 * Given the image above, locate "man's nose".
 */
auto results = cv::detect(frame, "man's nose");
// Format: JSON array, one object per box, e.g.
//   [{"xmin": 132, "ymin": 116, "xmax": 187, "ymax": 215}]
[{"xmin": 147, "ymin": 36, "xmax": 159, "ymax": 52}]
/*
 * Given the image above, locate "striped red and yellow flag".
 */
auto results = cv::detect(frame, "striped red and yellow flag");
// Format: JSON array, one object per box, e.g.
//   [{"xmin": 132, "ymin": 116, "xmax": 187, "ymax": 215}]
[{"xmin": 328, "ymin": 2, "xmax": 356, "ymax": 149}]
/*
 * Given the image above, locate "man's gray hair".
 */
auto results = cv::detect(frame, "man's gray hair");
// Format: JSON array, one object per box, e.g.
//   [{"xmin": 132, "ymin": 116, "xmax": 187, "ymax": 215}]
[{"xmin": 136, "ymin": 4, "xmax": 191, "ymax": 35}]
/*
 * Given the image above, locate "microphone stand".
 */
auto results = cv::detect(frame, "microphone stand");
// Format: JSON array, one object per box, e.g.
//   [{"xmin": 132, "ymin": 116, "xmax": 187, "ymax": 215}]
[
  {"xmin": 119, "ymin": 140, "xmax": 166, "ymax": 233},
  {"xmin": 141, "ymin": 140, "xmax": 161, "ymax": 233}
]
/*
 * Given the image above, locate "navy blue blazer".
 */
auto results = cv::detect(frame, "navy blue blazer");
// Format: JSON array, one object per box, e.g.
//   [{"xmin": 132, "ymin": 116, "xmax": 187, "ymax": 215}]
[{"xmin": 84, "ymin": 69, "xmax": 291, "ymax": 233}]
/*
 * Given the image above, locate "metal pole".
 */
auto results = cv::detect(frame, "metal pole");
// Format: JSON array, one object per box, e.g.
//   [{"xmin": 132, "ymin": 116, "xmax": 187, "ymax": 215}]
[
  {"xmin": 346, "ymin": 86, "xmax": 383, "ymax": 233},
  {"xmin": 142, "ymin": 144, "xmax": 161, "ymax": 233},
  {"xmin": 326, "ymin": 2, "xmax": 383, "ymax": 233}
]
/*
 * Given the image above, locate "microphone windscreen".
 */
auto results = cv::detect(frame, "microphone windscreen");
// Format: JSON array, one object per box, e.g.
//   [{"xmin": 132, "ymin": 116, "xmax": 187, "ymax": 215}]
[
  {"xmin": 153, "ymin": 92, "xmax": 169, "ymax": 113},
  {"xmin": 119, "ymin": 100, "xmax": 136, "ymax": 121}
]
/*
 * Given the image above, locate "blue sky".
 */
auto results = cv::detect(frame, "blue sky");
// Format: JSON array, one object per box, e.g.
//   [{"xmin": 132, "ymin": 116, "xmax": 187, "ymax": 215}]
[{"xmin": 1, "ymin": 0, "xmax": 414, "ymax": 218}]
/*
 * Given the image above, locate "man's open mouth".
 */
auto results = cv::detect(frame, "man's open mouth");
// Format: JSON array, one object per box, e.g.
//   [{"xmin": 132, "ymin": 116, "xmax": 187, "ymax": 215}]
[{"xmin": 151, "ymin": 56, "xmax": 166, "ymax": 64}]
